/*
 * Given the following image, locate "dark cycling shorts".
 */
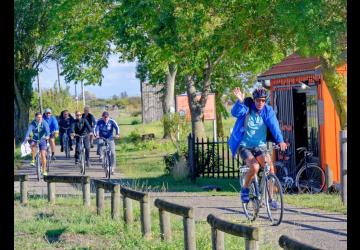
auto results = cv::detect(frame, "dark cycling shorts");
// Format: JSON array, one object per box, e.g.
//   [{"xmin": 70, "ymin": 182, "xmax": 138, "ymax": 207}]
[
  {"xmin": 237, "ymin": 146, "xmax": 266, "ymax": 161},
  {"xmin": 30, "ymin": 139, "xmax": 47, "ymax": 151},
  {"xmin": 50, "ymin": 133, "xmax": 55, "ymax": 139}
]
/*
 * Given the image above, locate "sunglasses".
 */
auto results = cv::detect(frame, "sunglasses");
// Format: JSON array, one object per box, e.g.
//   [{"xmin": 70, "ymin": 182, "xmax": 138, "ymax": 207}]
[
  {"xmin": 255, "ymin": 98, "xmax": 266, "ymax": 103},
  {"xmin": 46, "ymin": 112, "xmax": 51, "ymax": 114},
  {"xmin": 76, "ymin": 114, "xmax": 81, "ymax": 117}
]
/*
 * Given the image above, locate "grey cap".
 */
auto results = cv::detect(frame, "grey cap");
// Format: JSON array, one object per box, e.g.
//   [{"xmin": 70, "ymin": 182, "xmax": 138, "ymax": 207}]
[{"xmin": 45, "ymin": 108, "xmax": 52, "ymax": 113}]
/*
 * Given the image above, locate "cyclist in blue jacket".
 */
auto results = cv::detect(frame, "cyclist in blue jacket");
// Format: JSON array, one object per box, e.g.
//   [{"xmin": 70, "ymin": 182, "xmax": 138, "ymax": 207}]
[
  {"xmin": 94, "ymin": 111, "xmax": 120, "ymax": 174},
  {"xmin": 23, "ymin": 112, "xmax": 50, "ymax": 175},
  {"xmin": 43, "ymin": 108, "xmax": 59, "ymax": 160},
  {"xmin": 228, "ymin": 87, "xmax": 287, "ymax": 208}
]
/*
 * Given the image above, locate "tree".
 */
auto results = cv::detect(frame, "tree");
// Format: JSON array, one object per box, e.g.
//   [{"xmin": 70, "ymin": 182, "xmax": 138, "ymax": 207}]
[
  {"xmin": 274, "ymin": 0, "xmax": 347, "ymax": 128},
  {"xmin": 14, "ymin": 0, "xmax": 60, "ymax": 143}
]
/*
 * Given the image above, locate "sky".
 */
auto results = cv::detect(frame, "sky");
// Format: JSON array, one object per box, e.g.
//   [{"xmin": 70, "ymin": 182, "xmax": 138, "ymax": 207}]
[{"xmin": 32, "ymin": 54, "xmax": 141, "ymax": 98}]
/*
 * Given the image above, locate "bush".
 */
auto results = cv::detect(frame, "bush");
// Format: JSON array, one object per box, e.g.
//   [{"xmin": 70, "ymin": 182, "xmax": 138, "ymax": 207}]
[
  {"xmin": 131, "ymin": 119, "xmax": 141, "ymax": 125},
  {"xmin": 128, "ymin": 129, "xmax": 142, "ymax": 143}
]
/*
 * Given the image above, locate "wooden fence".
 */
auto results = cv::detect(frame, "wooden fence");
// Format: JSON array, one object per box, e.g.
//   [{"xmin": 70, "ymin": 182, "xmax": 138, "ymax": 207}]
[
  {"xmin": 154, "ymin": 199, "xmax": 196, "ymax": 250},
  {"xmin": 279, "ymin": 235, "xmax": 323, "ymax": 250},
  {"xmin": 93, "ymin": 180, "xmax": 120, "ymax": 220},
  {"xmin": 43, "ymin": 175, "xmax": 91, "ymax": 206},
  {"xmin": 207, "ymin": 214, "xmax": 259, "ymax": 250},
  {"xmin": 14, "ymin": 174, "xmax": 28, "ymax": 205},
  {"xmin": 120, "ymin": 186, "xmax": 152, "ymax": 239},
  {"xmin": 188, "ymin": 134, "xmax": 242, "ymax": 180}
]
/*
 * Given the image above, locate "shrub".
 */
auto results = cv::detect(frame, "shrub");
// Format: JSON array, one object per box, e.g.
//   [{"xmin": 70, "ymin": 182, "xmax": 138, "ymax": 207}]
[
  {"xmin": 128, "ymin": 129, "xmax": 141, "ymax": 143},
  {"xmin": 131, "ymin": 119, "xmax": 141, "ymax": 125}
]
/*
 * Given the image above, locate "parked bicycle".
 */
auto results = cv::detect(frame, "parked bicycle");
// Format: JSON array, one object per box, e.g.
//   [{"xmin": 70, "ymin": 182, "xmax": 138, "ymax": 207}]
[
  {"xmin": 274, "ymin": 150, "xmax": 294, "ymax": 194},
  {"xmin": 73, "ymin": 134, "xmax": 87, "ymax": 175},
  {"xmin": 295, "ymin": 147, "xmax": 325, "ymax": 193},
  {"xmin": 61, "ymin": 127, "xmax": 71, "ymax": 158},
  {"xmin": 100, "ymin": 137, "xmax": 112, "ymax": 179},
  {"xmin": 239, "ymin": 144, "xmax": 284, "ymax": 226}
]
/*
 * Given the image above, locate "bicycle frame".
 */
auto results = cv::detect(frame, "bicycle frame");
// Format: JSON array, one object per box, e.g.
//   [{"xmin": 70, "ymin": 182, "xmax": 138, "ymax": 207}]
[
  {"xmin": 74, "ymin": 134, "xmax": 87, "ymax": 175},
  {"xmin": 61, "ymin": 127, "xmax": 71, "ymax": 158},
  {"xmin": 100, "ymin": 137, "xmax": 112, "ymax": 179}
]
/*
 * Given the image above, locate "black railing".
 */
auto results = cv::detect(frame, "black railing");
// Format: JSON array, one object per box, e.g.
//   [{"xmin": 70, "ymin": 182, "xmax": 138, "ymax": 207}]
[{"xmin": 188, "ymin": 134, "xmax": 243, "ymax": 180}]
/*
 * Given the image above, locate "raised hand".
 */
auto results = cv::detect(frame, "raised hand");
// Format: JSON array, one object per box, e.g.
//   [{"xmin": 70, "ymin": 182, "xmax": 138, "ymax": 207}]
[{"xmin": 233, "ymin": 87, "xmax": 245, "ymax": 102}]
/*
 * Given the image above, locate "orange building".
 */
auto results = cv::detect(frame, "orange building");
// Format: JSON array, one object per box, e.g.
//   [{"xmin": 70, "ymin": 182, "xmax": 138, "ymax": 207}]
[{"xmin": 258, "ymin": 53, "xmax": 346, "ymax": 184}]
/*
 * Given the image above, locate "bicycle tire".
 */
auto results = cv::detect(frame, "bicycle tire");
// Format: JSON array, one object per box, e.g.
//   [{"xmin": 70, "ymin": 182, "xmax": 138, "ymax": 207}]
[
  {"xmin": 295, "ymin": 163, "xmax": 325, "ymax": 194},
  {"xmin": 46, "ymin": 146, "xmax": 51, "ymax": 173},
  {"xmin": 264, "ymin": 173, "xmax": 284, "ymax": 226},
  {"xmin": 63, "ymin": 135, "xmax": 70, "ymax": 158},
  {"xmin": 81, "ymin": 146, "xmax": 86, "ymax": 175},
  {"xmin": 36, "ymin": 154, "xmax": 41, "ymax": 182},
  {"xmin": 107, "ymin": 150, "xmax": 111, "ymax": 179},
  {"xmin": 242, "ymin": 181, "xmax": 260, "ymax": 221},
  {"xmin": 102, "ymin": 149, "xmax": 109, "ymax": 178}
]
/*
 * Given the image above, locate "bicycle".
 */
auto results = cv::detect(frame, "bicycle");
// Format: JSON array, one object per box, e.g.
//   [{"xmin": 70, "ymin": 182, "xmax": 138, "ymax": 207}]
[
  {"xmin": 99, "ymin": 137, "xmax": 112, "ymax": 179},
  {"xmin": 61, "ymin": 127, "xmax": 71, "ymax": 158},
  {"xmin": 295, "ymin": 147, "xmax": 325, "ymax": 194},
  {"xmin": 73, "ymin": 134, "xmax": 87, "ymax": 175},
  {"xmin": 46, "ymin": 140, "xmax": 52, "ymax": 173},
  {"xmin": 33, "ymin": 138, "xmax": 48, "ymax": 181},
  {"xmin": 239, "ymin": 144, "xmax": 284, "ymax": 226},
  {"xmin": 274, "ymin": 150, "xmax": 294, "ymax": 194}
]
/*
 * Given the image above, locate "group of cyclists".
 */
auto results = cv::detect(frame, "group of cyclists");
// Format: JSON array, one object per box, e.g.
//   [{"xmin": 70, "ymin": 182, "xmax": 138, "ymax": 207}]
[{"xmin": 22, "ymin": 106, "xmax": 120, "ymax": 176}]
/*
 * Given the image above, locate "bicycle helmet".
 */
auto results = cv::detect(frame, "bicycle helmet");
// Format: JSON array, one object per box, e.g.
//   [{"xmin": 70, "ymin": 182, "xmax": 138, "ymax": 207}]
[{"xmin": 252, "ymin": 87, "xmax": 268, "ymax": 99}]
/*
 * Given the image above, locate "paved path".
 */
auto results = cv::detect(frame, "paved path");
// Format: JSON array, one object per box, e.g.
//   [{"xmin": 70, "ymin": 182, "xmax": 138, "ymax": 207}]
[
  {"xmin": 14, "ymin": 145, "xmax": 347, "ymax": 250},
  {"xmin": 14, "ymin": 144, "xmax": 125, "ymax": 195}
]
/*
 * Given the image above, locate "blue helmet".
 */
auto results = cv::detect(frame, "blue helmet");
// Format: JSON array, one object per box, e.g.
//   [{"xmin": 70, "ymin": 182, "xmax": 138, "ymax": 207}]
[{"xmin": 252, "ymin": 87, "xmax": 268, "ymax": 99}]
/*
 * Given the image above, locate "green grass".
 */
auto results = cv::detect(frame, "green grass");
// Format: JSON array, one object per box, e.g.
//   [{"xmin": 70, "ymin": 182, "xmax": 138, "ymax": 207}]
[
  {"xmin": 14, "ymin": 195, "xmax": 277, "ymax": 250},
  {"xmin": 284, "ymin": 193, "xmax": 346, "ymax": 214}
]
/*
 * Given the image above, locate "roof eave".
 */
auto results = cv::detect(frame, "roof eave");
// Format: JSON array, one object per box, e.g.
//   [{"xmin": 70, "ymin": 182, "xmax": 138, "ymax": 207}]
[{"xmin": 257, "ymin": 68, "xmax": 322, "ymax": 81}]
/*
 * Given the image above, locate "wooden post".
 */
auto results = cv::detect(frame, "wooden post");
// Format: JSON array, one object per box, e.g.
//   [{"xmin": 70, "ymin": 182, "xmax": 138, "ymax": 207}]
[
  {"xmin": 96, "ymin": 187, "xmax": 104, "ymax": 215},
  {"xmin": 82, "ymin": 178, "xmax": 90, "ymax": 207},
  {"xmin": 47, "ymin": 182, "xmax": 55, "ymax": 204},
  {"xmin": 140, "ymin": 195, "xmax": 151, "ymax": 239},
  {"xmin": 111, "ymin": 184, "xmax": 120, "ymax": 220},
  {"xmin": 159, "ymin": 209, "xmax": 171, "ymax": 241},
  {"xmin": 340, "ymin": 130, "xmax": 347, "ymax": 205},
  {"xmin": 183, "ymin": 215, "xmax": 196, "ymax": 250},
  {"xmin": 123, "ymin": 196, "xmax": 133, "ymax": 224},
  {"xmin": 245, "ymin": 238, "xmax": 259, "ymax": 250},
  {"xmin": 211, "ymin": 227, "xmax": 225, "ymax": 250},
  {"xmin": 325, "ymin": 164, "xmax": 333, "ymax": 192},
  {"xmin": 20, "ymin": 178, "xmax": 28, "ymax": 205}
]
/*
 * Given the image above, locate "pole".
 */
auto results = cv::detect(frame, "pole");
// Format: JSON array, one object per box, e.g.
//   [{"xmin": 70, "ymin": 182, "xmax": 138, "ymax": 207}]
[
  {"xmin": 56, "ymin": 61, "xmax": 61, "ymax": 91},
  {"xmin": 340, "ymin": 130, "xmax": 347, "ymax": 205},
  {"xmin": 81, "ymin": 80, "xmax": 85, "ymax": 107},
  {"xmin": 213, "ymin": 119, "xmax": 217, "ymax": 142},
  {"xmin": 75, "ymin": 83, "xmax": 78, "ymax": 110},
  {"xmin": 37, "ymin": 73, "xmax": 43, "ymax": 114}
]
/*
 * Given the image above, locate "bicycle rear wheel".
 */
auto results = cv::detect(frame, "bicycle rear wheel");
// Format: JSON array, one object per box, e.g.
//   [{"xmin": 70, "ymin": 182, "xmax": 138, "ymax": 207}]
[
  {"xmin": 242, "ymin": 181, "xmax": 259, "ymax": 221},
  {"xmin": 264, "ymin": 173, "xmax": 284, "ymax": 226},
  {"xmin": 80, "ymin": 148, "xmax": 86, "ymax": 175},
  {"xmin": 36, "ymin": 155, "xmax": 41, "ymax": 182},
  {"xmin": 295, "ymin": 163, "xmax": 325, "ymax": 193}
]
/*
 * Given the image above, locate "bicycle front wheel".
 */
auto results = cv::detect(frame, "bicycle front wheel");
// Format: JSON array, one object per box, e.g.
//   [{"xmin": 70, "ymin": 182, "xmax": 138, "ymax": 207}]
[
  {"xmin": 80, "ymin": 148, "xmax": 86, "ymax": 175},
  {"xmin": 295, "ymin": 163, "xmax": 325, "ymax": 194},
  {"xmin": 242, "ymin": 181, "xmax": 259, "ymax": 221},
  {"xmin": 46, "ymin": 148, "xmax": 51, "ymax": 173},
  {"xmin": 36, "ymin": 155, "xmax": 41, "ymax": 182},
  {"xmin": 264, "ymin": 173, "xmax": 284, "ymax": 226}
]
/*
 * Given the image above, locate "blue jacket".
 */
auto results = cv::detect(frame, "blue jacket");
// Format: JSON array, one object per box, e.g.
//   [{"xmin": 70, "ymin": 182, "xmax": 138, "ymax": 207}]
[
  {"xmin": 43, "ymin": 114, "xmax": 59, "ymax": 133},
  {"xmin": 24, "ymin": 120, "xmax": 50, "ymax": 143},
  {"xmin": 95, "ymin": 118, "xmax": 120, "ymax": 139},
  {"xmin": 228, "ymin": 100, "xmax": 284, "ymax": 157}
]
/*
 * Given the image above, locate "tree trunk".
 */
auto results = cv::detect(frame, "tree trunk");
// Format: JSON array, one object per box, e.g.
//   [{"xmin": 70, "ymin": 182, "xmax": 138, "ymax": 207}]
[
  {"xmin": 215, "ymin": 91, "xmax": 224, "ymax": 137},
  {"xmin": 14, "ymin": 75, "xmax": 30, "ymax": 145},
  {"xmin": 163, "ymin": 64, "xmax": 177, "ymax": 139},
  {"xmin": 185, "ymin": 75, "xmax": 206, "ymax": 139}
]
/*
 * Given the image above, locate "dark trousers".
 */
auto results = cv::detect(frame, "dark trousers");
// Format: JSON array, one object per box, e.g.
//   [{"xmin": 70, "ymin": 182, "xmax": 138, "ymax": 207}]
[
  {"xmin": 59, "ymin": 131, "xmax": 73, "ymax": 147},
  {"xmin": 75, "ymin": 136, "xmax": 90, "ymax": 161}
]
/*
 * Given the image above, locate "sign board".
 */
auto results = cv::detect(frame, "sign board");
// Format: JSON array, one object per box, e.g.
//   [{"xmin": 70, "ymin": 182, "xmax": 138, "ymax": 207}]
[{"xmin": 175, "ymin": 94, "xmax": 216, "ymax": 121}]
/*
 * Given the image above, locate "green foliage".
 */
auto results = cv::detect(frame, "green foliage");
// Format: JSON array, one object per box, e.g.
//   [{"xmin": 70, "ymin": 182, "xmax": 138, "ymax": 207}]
[
  {"xmin": 127, "ymin": 129, "xmax": 142, "ymax": 143},
  {"xmin": 163, "ymin": 151, "xmax": 181, "ymax": 175},
  {"xmin": 130, "ymin": 119, "xmax": 141, "ymax": 125},
  {"xmin": 30, "ymin": 84, "xmax": 80, "ymax": 118}
]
